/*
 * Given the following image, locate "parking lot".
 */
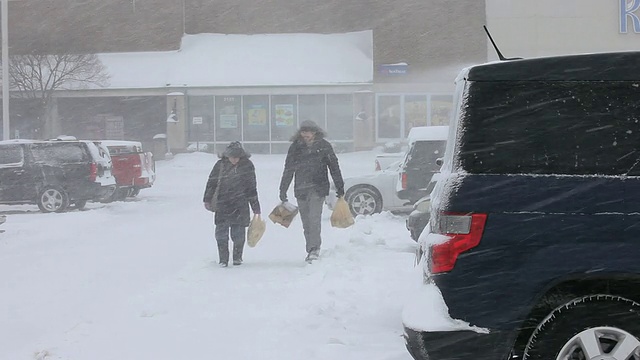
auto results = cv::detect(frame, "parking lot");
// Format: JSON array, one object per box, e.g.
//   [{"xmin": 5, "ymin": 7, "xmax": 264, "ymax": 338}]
[{"xmin": 0, "ymin": 151, "xmax": 428, "ymax": 360}]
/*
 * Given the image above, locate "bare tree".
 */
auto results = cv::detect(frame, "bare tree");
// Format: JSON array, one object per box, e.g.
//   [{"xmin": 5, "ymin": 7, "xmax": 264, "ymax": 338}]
[{"xmin": 7, "ymin": 53, "xmax": 110, "ymax": 138}]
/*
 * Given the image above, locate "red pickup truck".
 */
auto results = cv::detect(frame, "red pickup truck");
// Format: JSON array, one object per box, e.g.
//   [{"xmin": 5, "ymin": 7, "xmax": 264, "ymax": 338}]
[{"xmin": 97, "ymin": 140, "xmax": 155, "ymax": 201}]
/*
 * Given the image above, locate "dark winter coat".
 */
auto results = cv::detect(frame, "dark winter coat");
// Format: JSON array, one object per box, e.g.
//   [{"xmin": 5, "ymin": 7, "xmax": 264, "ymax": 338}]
[
  {"xmin": 203, "ymin": 157, "xmax": 261, "ymax": 226},
  {"xmin": 279, "ymin": 135, "xmax": 345, "ymax": 200}
]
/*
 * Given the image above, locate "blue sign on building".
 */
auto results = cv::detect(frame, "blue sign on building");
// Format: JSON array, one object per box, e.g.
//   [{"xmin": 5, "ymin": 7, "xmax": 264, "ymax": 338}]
[
  {"xmin": 620, "ymin": 0, "xmax": 640, "ymax": 33},
  {"xmin": 379, "ymin": 63, "xmax": 408, "ymax": 76}
]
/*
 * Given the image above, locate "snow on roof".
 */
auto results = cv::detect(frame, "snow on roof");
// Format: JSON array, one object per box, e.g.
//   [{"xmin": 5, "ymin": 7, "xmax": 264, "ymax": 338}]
[
  {"xmin": 407, "ymin": 126, "xmax": 450, "ymax": 143},
  {"xmin": 97, "ymin": 31, "xmax": 373, "ymax": 90},
  {"xmin": 98, "ymin": 140, "xmax": 143, "ymax": 148}
]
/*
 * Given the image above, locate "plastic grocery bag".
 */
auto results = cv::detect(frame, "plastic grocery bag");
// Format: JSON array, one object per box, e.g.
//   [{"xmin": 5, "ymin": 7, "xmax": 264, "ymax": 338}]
[
  {"xmin": 330, "ymin": 197, "xmax": 355, "ymax": 228},
  {"xmin": 268, "ymin": 201, "xmax": 299, "ymax": 228},
  {"xmin": 247, "ymin": 214, "xmax": 266, "ymax": 247}
]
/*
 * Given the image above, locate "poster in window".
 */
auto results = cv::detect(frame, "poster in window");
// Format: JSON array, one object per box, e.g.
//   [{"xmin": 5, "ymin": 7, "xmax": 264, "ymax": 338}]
[
  {"xmin": 220, "ymin": 114, "xmax": 238, "ymax": 129},
  {"xmin": 431, "ymin": 100, "xmax": 453, "ymax": 126},
  {"xmin": 105, "ymin": 116, "xmax": 124, "ymax": 140},
  {"xmin": 247, "ymin": 106, "xmax": 267, "ymax": 126},
  {"xmin": 275, "ymin": 104, "xmax": 294, "ymax": 127}
]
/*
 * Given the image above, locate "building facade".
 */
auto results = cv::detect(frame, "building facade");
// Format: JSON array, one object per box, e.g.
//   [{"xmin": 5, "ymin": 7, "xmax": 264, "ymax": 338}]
[
  {"xmin": 10, "ymin": 1, "xmax": 640, "ymax": 153},
  {"xmin": 3, "ymin": 0, "xmax": 486, "ymax": 153}
]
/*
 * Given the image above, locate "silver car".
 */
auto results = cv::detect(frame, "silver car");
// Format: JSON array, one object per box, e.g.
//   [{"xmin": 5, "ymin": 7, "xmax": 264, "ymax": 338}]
[{"xmin": 326, "ymin": 161, "xmax": 412, "ymax": 216}]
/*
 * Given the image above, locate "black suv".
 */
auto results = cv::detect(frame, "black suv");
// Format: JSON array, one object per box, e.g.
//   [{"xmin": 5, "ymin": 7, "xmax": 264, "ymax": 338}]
[
  {"xmin": 404, "ymin": 51, "xmax": 640, "ymax": 360},
  {"xmin": 0, "ymin": 140, "xmax": 116, "ymax": 212}
]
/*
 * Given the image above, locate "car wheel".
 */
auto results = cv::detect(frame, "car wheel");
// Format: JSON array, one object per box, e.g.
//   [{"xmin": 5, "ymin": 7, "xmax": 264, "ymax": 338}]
[
  {"xmin": 37, "ymin": 186, "xmax": 70, "ymax": 213},
  {"xmin": 101, "ymin": 187, "xmax": 126, "ymax": 203},
  {"xmin": 73, "ymin": 199, "xmax": 87, "ymax": 210},
  {"xmin": 129, "ymin": 188, "xmax": 140, "ymax": 197},
  {"xmin": 346, "ymin": 187, "xmax": 382, "ymax": 216},
  {"xmin": 523, "ymin": 295, "xmax": 640, "ymax": 360}
]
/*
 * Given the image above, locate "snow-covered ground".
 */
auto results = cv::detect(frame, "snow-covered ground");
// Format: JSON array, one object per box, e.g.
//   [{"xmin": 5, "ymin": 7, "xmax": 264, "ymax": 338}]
[{"xmin": 0, "ymin": 150, "xmax": 443, "ymax": 360}]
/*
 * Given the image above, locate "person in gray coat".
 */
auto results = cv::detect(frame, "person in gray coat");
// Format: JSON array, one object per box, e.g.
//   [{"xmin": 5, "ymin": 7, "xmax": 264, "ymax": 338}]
[
  {"xmin": 278, "ymin": 120, "xmax": 345, "ymax": 262},
  {"xmin": 203, "ymin": 141, "xmax": 261, "ymax": 267}
]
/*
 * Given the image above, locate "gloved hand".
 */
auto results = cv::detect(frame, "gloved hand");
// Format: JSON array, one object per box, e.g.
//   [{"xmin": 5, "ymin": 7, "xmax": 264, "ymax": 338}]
[
  {"xmin": 204, "ymin": 202, "xmax": 212, "ymax": 212},
  {"xmin": 279, "ymin": 191, "xmax": 288, "ymax": 202},
  {"xmin": 336, "ymin": 189, "xmax": 345, "ymax": 198}
]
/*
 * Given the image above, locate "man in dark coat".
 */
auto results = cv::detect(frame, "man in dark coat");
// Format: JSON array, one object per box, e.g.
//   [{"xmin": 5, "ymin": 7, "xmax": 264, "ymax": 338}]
[
  {"xmin": 203, "ymin": 141, "xmax": 261, "ymax": 267},
  {"xmin": 279, "ymin": 120, "xmax": 345, "ymax": 262}
]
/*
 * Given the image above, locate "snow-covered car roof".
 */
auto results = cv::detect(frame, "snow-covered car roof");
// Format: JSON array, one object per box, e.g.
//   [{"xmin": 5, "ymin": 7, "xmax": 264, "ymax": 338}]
[
  {"xmin": 407, "ymin": 126, "xmax": 449, "ymax": 144},
  {"xmin": 98, "ymin": 140, "xmax": 143, "ymax": 148},
  {"xmin": 0, "ymin": 139, "xmax": 43, "ymax": 145}
]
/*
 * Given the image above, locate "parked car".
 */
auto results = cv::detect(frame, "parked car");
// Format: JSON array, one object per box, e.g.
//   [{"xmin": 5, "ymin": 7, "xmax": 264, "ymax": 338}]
[
  {"xmin": 404, "ymin": 51, "xmax": 640, "ymax": 360},
  {"xmin": 326, "ymin": 160, "xmax": 412, "ymax": 216},
  {"xmin": 374, "ymin": 152, "xmax": 404, "ymax": 171},
  {"xmin": 396, "ymin": 126, "xmax": 448, "ymax": 205},
  {"xmin": 98, "ymin": 140, "xmax": 155, "ymax": 201},
  {"xmin": 405, "ymin": 172, "xmax": 442, "ymax": 241},
  {"xmin": 0, "ymin": 139, "xmax": 116, "ymax": 212}
]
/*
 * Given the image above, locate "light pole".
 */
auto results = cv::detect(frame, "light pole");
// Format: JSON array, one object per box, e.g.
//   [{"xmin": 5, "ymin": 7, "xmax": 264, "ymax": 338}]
[
  {"xmin": 2, "ymin": 0, "xmax": 9, "ymax": 140},
  {"xmin": 1, "ymin": 0, "xmax": 18, "ymax": 140}
]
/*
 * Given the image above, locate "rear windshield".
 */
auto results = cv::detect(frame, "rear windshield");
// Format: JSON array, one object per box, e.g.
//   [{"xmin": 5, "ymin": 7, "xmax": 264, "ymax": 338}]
[
  {"xmin": 107, "ymin": 146, "xmax": 140, "ymax": 155},
  {"xmin": 458, "ymin": 80, "xmax": 640, "ymax": 176},
  {"xmin": 0, "ymin": 145, "xmax": 24, "ymax": 167},
  {"xmin": 31, "ymin": 143, "xmax": 87, "ymax": 164},
  {"xmin": 406, "ymin": 140, "xmax": 446, "ymax": 168}
]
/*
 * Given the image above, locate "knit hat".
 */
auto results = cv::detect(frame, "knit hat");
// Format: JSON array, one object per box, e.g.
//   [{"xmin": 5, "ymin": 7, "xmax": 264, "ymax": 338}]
[{"xmin": 223, "ymin": 141, "xmax": 246, "ymax": 158}]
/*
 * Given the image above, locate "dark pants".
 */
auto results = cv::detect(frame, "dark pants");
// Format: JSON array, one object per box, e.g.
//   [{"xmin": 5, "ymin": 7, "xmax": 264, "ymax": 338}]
[
  {"xmin": 297, "ymin": 192, "xmax": 325, "ymax": 254},
  {"xmin": 215, "ymin": 223, "xmax": 246, "ymax": 264}
]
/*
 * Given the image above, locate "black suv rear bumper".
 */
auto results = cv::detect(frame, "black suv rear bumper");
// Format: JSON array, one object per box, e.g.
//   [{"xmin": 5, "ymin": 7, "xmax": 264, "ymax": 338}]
[{"xmin": 404, "ymin": 327, "xmax": 510, "ymax": 360}]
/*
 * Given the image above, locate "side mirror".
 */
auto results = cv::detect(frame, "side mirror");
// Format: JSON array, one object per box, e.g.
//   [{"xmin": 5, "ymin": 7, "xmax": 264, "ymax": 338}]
[{"xmin": 436, "ymin": 157, "xmax": 443, "ymax": 167}]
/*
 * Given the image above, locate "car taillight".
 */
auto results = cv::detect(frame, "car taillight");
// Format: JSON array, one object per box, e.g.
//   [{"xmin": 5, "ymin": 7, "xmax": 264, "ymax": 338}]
[
  {"xmin": 401, "ymin": 172, "xmax": 407, "ymax": 190},
  {"xmin": 375, "ymin": 160, "xmax": 381, "ymax": 171},
  {"xmin": 133, "ymin": 154, "xmax": 143, "ymax": 175},
  {"xmin": 430, "ymin": 212, "xmax": 487, "ymax": 274},
  {"xmin": 89, "ymin": 162, "xmax": 98, "ymax": 182}
]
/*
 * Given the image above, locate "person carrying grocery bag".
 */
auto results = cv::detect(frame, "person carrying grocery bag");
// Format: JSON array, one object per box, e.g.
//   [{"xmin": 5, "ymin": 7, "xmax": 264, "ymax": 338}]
[
  {"xmin": 203, "ymin": 141, "xmax": 261, "ymax": 267},
  {"xmin": 278, "ymin": 120, "xmax": 345, "ymax": 263}
]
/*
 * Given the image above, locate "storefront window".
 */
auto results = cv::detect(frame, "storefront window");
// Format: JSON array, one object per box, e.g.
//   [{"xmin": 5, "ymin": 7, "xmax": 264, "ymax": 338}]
[
  {"xmin": 404, "ymin": 95, "xmax": 427, "ymax": 137},
  {"xmin": 271, "ymin": 95, "xmax": 297, "ymax": 141},
  {"xmin": 215, "ymin": 96, "xmax": 241, "ymax": 141},
  {"xmin": 327, "ymin": 94, "xmax": 353, "ymax": 141},
  {"xmin": 377, "ymin": 95, "xmax": 401, "ymax": 139},
  {"xmin": 243, "ymin": 143, "xmax": 270, "ymax": 154},
  {"xmin": 188, "ymin": 96, "xmax": 214, "ymax": 142},
  {"xmin": 243, "ymin": 95, "xmax": 269, "ymax": 141},
  {"xmin": 299, "ymin": 95, "xmax": 326, "ymax": 130},
  {"xmin": 430, "ymin": 95, "xmax": 453, "ymax": 126}
]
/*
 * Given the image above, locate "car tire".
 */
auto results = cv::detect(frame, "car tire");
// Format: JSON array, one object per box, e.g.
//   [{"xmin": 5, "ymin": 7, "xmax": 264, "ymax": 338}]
[
  {"xmin": 72, "ymin": 199, "xmax": 87, "ymax": 210},
  {"xmin": 523, "ymin": 295, "xmax": 640, "ymax": 360},
  {"xmin": 346, "ymin": 187, "xmax": 382, "ymax": 216},
  {"xmin": 129, "ymin": 188, "xmax": 140, "ymax": 197},
  {"xmin": 101, "ymin": 187, "xmax": 127, "ymax": 203},
  {"xmin": 37, "ymin": 186, "xmax": 70, "ymax": 213}
]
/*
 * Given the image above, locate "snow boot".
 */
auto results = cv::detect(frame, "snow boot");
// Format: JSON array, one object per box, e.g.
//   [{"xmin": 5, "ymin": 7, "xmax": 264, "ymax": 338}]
[{"xmin": 305, "ymin": 250, "xmax": 319, "ymax": 263}]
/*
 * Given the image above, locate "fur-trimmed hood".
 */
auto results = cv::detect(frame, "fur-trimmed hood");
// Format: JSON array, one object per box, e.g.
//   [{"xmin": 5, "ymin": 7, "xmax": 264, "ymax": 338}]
[
  {"xmin": 219, "ymin": 141, "xmax": 251, "ymax": 159},
  {"xmin": 290, "ymin": 120, "xmax": 326, "ymax": 142}
]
